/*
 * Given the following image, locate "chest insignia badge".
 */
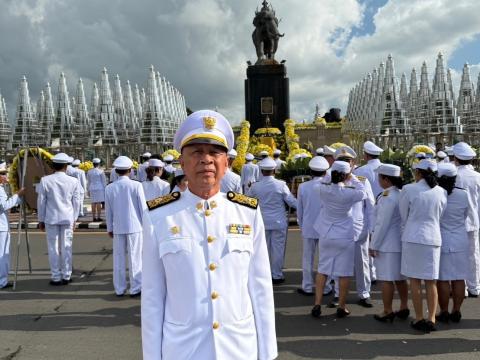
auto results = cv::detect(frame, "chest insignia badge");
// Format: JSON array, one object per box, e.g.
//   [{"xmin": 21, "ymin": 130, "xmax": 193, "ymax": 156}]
[{"xmin": 228, "ymin": 224, "xmax": 251, "ymax": 235}]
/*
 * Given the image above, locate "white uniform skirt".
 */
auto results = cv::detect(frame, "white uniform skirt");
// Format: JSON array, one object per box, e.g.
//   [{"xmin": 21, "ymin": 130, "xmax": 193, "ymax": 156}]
[
  {"xmin": 438, "ymin": 251, "xmax": 469, "ymax": 281},
  {"xmin": 90, "ymin": 189, "xmax": 105, "ymax": 203},
  {"xmin": 318, "ymin": 237, "xmax": 355, "ymax": 277},
  {"xmin": 401, "ymin": 242, "xmax": 440, "ymax": 280},
  {"xmin": 375, "ymin": 251, "xmax": 405, "ymax": 281}
]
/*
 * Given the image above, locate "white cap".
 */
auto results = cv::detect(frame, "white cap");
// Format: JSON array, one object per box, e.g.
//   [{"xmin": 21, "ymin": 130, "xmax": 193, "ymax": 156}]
[
  {"xmin": 164, "ymin": 154, "xmax": 174, "ymax": 162},
  {"xmin": 245, "ymin": 153, "xmax": 254, "ymax": 161},
  {"xmin": 438, "ymin": 163, "xmax": 457, "ymax": 177},
  {"xmin": 173, "ymin": 110, "xmax": 234, "ymax": 151},
  {"xmin": 67, "ymin": 156, "xmax": 74, "ymax": 164},
  {"xmin": 453, "ymin": 142, "xmax": 476, "ymax": 160},
  {"xmin": 375, "ymin": 164, "xmax": 401, "ymax": 177},
  {"xmin": 259, "ymin": 150, "xmax": 269, "ymax": 156},
  {"xmin": 112, "ymin": 156, "xmax": 133, "ymax": 170},
  {"xmin": 258, "ymin": 157, "xmax": 277, "ymax": 170},
  {"xmin": 92, "ymin": 158, "xmax": 101, "ymax": 164},
  {"xmin": 175, "ymin": 168, "xmax": 185, "ymax": 177},
  {"xmin": 415, "ymin": 152, "xmax": 426, "ymax": 159},
  {"xmin": 323, "ymin": 145, "xmax": 335, "ymax": 156},
  {"xmin": 309, "ymin": 156, "xmax": 329, "ymax": 171},
  {"xmin": 293, "ymin": 154, "xmax": 301, "ymax": 161},
  {"xmin": 273, "ymin": 149, "xmax": 281, "ymax": 155},
  {"xmin": 436, "ymin": 151, "xmax": 447, "ymax": 159},
  {"xmin": 334, "ymin": 146, "xmax": 357, "ymax": 160},
  {"xmin": 363, "ymin": 141, "xmax": 383, "ymax": 156},
  {"xmin": 413, "ymin": 159, "xmax": 437, "ymax": 172},
  {"xmin": 142, "ymin": 152, "xmax": 152, "ymax": 158},
  {"xmin": 0, "ymin": 162, "xmax": 7, "ymax": 173},
  {"xmin": 227, "ymin": 149, "xmax": 238, "ymax": 159},
  {"xmin": 331, "ymin": 160, "xmax": 351, "ymax": 173},
  {"xmin": 72, "ymin": 159, "xmax": 81, "ymax": 166},
  {"xmin": 445, "ymin": 147, "xmax": 454, "ymax": 156},
  {"xmin": 300, "ymin": 153, "xmax": 309, "ymax": 159},
  {"xmin": 316, "ymin": 147, "xmax": 324, "ymax": 155},
  {"xmin": 148, "ymin": 159, "xmax": 165, "ymax": 168},
  {"xmin": 52, "ymin": 153, "xmax": 70, "ymax": 164}
]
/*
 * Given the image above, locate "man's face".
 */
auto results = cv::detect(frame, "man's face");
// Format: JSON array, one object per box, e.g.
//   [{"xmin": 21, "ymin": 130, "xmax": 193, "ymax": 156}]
[
  {"xmin": 0, "ymin": 174, "xmax": 7, "ymax": 184},
  {"xmin": 180, "ymin": 144, "xmax": 228, "ymax": 189}
]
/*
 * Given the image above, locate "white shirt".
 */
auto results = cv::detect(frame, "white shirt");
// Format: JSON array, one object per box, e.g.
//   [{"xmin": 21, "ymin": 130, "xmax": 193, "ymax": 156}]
[
  {"xmin": 399, "ymin": 179, "xmax": 447, "ymax": 246},
  {"xmin": 105, "ymin": 176, "xmax": 146, "ymax": 234},
  {"xmin": 440, "ymin": 187, "xmax": 472, "ymax": 252},
  {"xmin": 455, "ymin": 165, "xmax": 480, "ymax": 231},
  {"xmin": 220, "ymin": 169, "xmax": 242, "ymax": 194},
  {"xmin": 354, "ymin": 158, "xmax": 383, "ymax": 198},
  {"xmin": 142, "ymin": 177, "xmax": 170, "ymax": 201},
  {"xmin": 0, "ymin": 186, "xmax": 21, "ymax": 231},
  {"xmin": 370, "ymin": 186, "xmax": 402, "ymax": 252},
  {"xmin": 69, "ymin": 167, "xmax": 87, "ymax": 191},
  {"xmin": 86, "ymin": 167, "xmax": 107, "ymax": 192},
  {"xmin": 37, "ymin": 172, "xmax": 82, "ymax": 225},
  {"xmin": 345, "ymin": 175, "xmax": 375, "ymax": 240},
  {"xmin": 137, "ymin": 161, "xmax": 150, "ymax": 182},
  {"xmin": 142, "ymin": 188, "xmax": 277, "ymax": 360},
  {"xmin": 297, "ymin": 177, "xmax": 324, "ymax": 238},
  {"xmin": 248, "ymin": 176, "xmax": 297, "ymax": 230},
  {"xmin": 240, "ymin": 162, "xmax": 259, "ymax": 189}
]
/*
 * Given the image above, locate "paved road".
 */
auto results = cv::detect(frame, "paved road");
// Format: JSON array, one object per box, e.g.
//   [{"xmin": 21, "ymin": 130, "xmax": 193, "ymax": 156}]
[{"xmin": 0, "ymin": 229, "xmax": 479, "ymax": 359}]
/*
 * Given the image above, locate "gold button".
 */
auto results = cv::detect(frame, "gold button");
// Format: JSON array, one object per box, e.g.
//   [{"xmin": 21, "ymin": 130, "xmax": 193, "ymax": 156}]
[
  {"xmin": 207, "ymin": 235, "xmax": 215, "ymax": 243},
  {"xmin": 213, "ymin": 321, "xmax": 220, "ymax": 330},
  {"xmin": 209, "ymin": 263, "xmax": 217, "ymax": 271},
  {"xmin": 205, "ymin": 209, "xmax": 212, "ymax": 216},
  {"xmin": 211, "ymin": 291, "xmax": 219, "ymax": 300}
]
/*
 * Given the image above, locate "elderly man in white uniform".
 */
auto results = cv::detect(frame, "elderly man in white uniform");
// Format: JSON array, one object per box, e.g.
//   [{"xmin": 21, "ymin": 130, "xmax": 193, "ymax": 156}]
[
  {"xmin": 220, "ymin": 148, "xmax": 242, "ymax": 193},
  {"xmin": 248, "ymin": 157, "xmax": 297, "ymax": 284},
  {"xmin": 453, "ymin": 142, "xmax": 480, "ymax": 297},
  {"xmin": 87, "ymin": 158, "xmax": 107, "ymax": 221},
  {"xmin": 137, "ymin": 152, "xmax": 152, "ymax": 182},
  {"xmin": 142, "ymin": 110, "xmax": 277, "ymax": 360},
  {"xmin": 273, "ymin": 149, "xmax": 286, "ymax": 171},
  {"xmin": 0, "ymin": 163, "xmax": 25, "ymax": 289},
  {"xmin": 297, "ymin": 156, "xmax": 330, "ymax": 296},
  {"xmin": 105, "ymin": 156, "xmax": 146, "ymax": 297},
  {"xmin": 70, "ymin": 159, "xmax": 87, "ymax": 217},
  {"xmin": 142, "ymin": 159, "xmax": 170, "ymax": 201},
  {"xmin": 37, "ymin": 153, "xmax": 82, "ymax": 285},
  {"xmin": 241, "ymin": 153, "xmax": 259, "ymax": 193}
]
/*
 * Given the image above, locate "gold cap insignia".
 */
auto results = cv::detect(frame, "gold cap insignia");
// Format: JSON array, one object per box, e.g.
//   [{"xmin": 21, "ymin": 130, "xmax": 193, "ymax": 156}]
[
  {"xmin": 170, "ymin": 226, "xmax": 180, "ymax": 234},
  {"xmin": 203, "ymin": 116, "xmax": 216, "ymax": 130}
]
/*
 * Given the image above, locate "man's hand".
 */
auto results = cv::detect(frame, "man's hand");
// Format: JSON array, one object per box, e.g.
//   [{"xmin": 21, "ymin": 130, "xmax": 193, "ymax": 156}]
[
  {"xmin": 108, "ymin": 232, "xmax": 113, "ymax": 238},
  {"xmin": 39, "ymin": 222, "xmax": 45, "ymax": 231},
  {"xmin": 17, "ymin": 187, "xmax": 26, "ymax": 197}
]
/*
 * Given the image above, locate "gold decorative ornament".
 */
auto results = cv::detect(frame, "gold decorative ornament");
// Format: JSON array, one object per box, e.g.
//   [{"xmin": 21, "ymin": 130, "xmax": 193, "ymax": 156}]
[{"xmin": 203, "ymin": 116, "xmax": 217, "ymax": 130}]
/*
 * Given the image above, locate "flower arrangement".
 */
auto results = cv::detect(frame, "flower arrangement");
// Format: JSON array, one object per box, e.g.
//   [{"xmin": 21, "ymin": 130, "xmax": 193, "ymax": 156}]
[
  {"xmin": 254, "ymin": 127, "xmax": 282, "ymax": 136},
  {"xmin": 248, "ymin": 143, "xmax": 273, "ymax": 157},
  {"xmin": 132, "ymin": 160, "xmax": 139, "ymax": 170},
  {"xmin": 162, "ymin": 149, "xmax": 181, "ymax": 160},
  {"xmin": 232, "ymin": 120, "xmax": 250, "ymax": 174},
  {"xmin": 315, "ymin": 117, "xmax": 326, "ymax": 126},
  {"xmin": 79, "ymin": 161, "xmax": 93, "ymax": 172},
  {"xmin": 329, "ymin": 142, "xmax": 348, "ymax": 150},
  {"xmin": 8, "ymin": 148, "xmax": 53, "ymax": 193},
  {"xmin": 294, "ymin": 124, "xmax": 316, "ymax": 130},
  {"xmin": 325, "ymin": 122, "xmax": 343, "ymax": 129},
  {"xmin": 286, "ymin": 148, "xmax": 312, "ymax": 163},
  {"xmin": 407, "ymin": 144, "xmax": 436, "ymax": 158}
]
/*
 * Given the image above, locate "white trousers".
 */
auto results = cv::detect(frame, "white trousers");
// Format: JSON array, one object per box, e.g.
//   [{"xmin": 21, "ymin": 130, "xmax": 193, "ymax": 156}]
[
  {"xmin": 266, "ymin": 228, "xmax": 287, "ymax": 280},
  {"xmin": 466, "ymin": 230, "xmax": 480, "ymax": 295},
  {"xmin": 0, "ymin": 232, "xmax": 10, "ymax": 287},
  {"xmin": 113, "ymin": 232, "xmax": 142, "ymax": 295},
  {"xmin": 301, "ymin": 237, "xmax": 318, "ymax": 292},
  {"xmin": 45, "ymin": 224, "xmax": 73, "ymax": 281},
  {"xmin": 354, "ymin": 234, "xmax": 371, "ymax": 299}
]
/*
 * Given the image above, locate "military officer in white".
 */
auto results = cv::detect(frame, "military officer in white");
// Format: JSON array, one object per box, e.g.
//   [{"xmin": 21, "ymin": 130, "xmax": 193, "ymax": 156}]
[
  {"xmin": 37, "ymin": 153, "xmax": 82, "ymax": 285},
  {"xmin": 315, "ymin": 147, "xmax": 324, "ymax": 156},
  {"xmin": 354, "ymin": 141, "xmax": 384, "ymax": 198},
  {"xmin": 0, "ymin": 163, "xmax": 25, "ymax": 289},
  {"xmin": 259, "ymin": 150, "xmax": 269, "ymax": 159},
  {"xmin": 453, "ymin": 142, "xmax": 480, "ymax": 297},
  {"xmin": 248, "ymin": 157, "xmax": 297, "ymax": 283},
  {"xmin": 163, "ymin": 154, "xmax": 176, "ymax": 176},
  {"xmin": 105, "ymin": 156, "xmax": 146, "ymax": 297},
  {"xmin": 137, "ymin": 152, "xmax": 152, "ymax": 182},
  {"xmin": 142, "ymin": 110, "xmax": 277, "ymax": 360},
  {"xmin": 240, "ymin": 153, "xmax": 259, "ymax": 193},
  {"xmin": 273, "ymin": 149, "xmax": 285, "ymax": 171},
  {"xmin": 70, "ymin": 159, "xmax": 87, "ymax": 217},
  {"xmin": 87, "ymin": 158, "xmax": 107, "ymax": 221},
  {"xmin": 297, "ymin": 156, "xmax": 330, "ymax": 296},
  {"xmin": 220, "ymin": 148, "xmax": 242, "ymax": 193},
  {"xmin": 437, "ymin": 151, "xmax": 448, "ymax": 164},
  {"xmin": 142, "ymin": 158, "xmax": 170, "ymax": 201},
  {"xmin": 323, "ymin": 145, "xmax": 336, "ymax": 168}
]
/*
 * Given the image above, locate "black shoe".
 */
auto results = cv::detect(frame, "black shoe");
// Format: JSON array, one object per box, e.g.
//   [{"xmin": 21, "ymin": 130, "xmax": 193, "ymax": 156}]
[
  {"xmin": 410, "ymin": 319, "xmax": 428, "ymax": 333},
  {"xmin": 449, "ymin": 311, "xmax": 462, "ymax": 323},
  {"xmin": 426, "ymin": 320, "xmax": 437, "ymax": 332},
  {"xmin": 328, "ymin": 297, "xmax": 339, "ymax": 308},
  {"xmin": 371, "ymin": 280, "xmax": 377, "ymax": 285},
  {"xmin": 336, "ymin": 308, "xmax": 350, "ymax": 318},
  {"xmin": 49, "ymin": 280, "xmax": 63, "ymax": 286},
  {"xmin": 395, "ymin": 308, "xmax": 410, "ymax": 320},
  {"xmin": 311, "ymin": 305, "xmax": 321, "ymax": 318},
  {"xmin": 130, "ymin": 291, "xmax": 141, "ymax": 298},
  {"xmin": 0, "ymin": 282, "xmax": 13, "ymax": 289},
  {"xmin": 297, "ymin": 288, "xmax": 314, "ymax": 296},
  {"xmin": 467, "ymin": 291, "xmax": 478, "ymax": 298},
  {"xmin": 374, "ymin": 312, "xmax": 395, "ymax": 323},
  {"xmin": 357, "ymin": 298, "xmax": 373, "ymax": 308},
  {"xmin": 435, "ymin": 311, "xmax": 449, "ymax": 324},
  {"xmin": 97, "ymin": 218, "xmax": 103, "ymax": 222},
  {"xmin": 61, "ymin": 278, "xmax": 72, "ymax": 285},
  {"xmin": 272, "ymin": 278, "xmax": 285, "ymax": 285}
]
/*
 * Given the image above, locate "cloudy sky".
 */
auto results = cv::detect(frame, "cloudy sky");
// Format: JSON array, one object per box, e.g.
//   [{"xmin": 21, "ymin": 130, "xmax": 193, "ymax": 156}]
[{"xmin": 1, "ymin": 0, "xmax": 480, "ymax": 126}]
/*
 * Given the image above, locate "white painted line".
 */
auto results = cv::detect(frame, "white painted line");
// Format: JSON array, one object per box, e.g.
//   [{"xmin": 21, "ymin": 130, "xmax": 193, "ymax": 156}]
[
  {"xmin": 28, "ymin": 222, "xmax": 39, "ymax": 229},
  {"xmin": 88, "ymin": 223, "xmax": 100, "ymax": 229}
]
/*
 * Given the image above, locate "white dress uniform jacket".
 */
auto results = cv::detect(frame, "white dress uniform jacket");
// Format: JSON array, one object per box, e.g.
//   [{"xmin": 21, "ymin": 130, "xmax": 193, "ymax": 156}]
[
  {"xmin": 86, "ymin": 167, "xmax": 107, "ymax": 203},
  {"xmin": 137, "ymin": 161, "xmax": 149, "ymax": 182},
  {"xmin": 142, "ymin": 177, "xmax": 171, "ymax": 201},
  {"xmin": 241, "ymin": 162, "xmax": 260, "ymax": 192},
  {"xmin": 69, "ymin": 168, "xmax": 86, "ymax": 215},
  {"xmin": 220, "ymin": 169, "xmax": 242, "ymax": 194},
  {"xmin": 142, "ymin": 189, "xmax": 277, "ymax": 360},
  {"xmin": 297, "ymin": 177, "xmax": 323, "ymax": 239},
  {"xmin": 370, "ymin": 187, "xmax": 402, "ymax": 252},
  {"xmin": 345, "ymin": 175, "xmax": 375, "ymax": 239},
  {"xmin": 0, "ymin": 186, "xmax": 21, "ymax": 287},
  {"xmin": 440, "ymin": 187, "xmax": 472, "ymax": 253},
  {"xmin": 354, "ymin": 159, "xmax": 383, "ymax": 198}
]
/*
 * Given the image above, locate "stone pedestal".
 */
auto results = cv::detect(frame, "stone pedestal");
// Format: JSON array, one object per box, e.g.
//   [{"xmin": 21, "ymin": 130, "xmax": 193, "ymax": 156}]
[{"xmin": 245, "ymin": 63, "xmax": 290, "ymax": 133}]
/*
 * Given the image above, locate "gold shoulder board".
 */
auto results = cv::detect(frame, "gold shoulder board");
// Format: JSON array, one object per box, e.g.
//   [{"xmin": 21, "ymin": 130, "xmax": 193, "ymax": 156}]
[
  {"xmin": 383, "ymin": 190, "xmax": 389, "ymax": 196},
  {"xmin": 357, "ymin": 175, "xmax": 366, "ymax": 182},
  {"xmin": 146, "ymin": 192, "xmax": 181, "ymax": 211},
  {"xmin": 227, "ymin": 191, "xmax": 258, "ymax": 209}
]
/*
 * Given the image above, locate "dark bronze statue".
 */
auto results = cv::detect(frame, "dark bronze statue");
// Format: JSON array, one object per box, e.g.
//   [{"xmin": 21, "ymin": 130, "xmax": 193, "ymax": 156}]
[{"xmin": 252, "ymin": 1, "xmax": 284, "ymax": 65}]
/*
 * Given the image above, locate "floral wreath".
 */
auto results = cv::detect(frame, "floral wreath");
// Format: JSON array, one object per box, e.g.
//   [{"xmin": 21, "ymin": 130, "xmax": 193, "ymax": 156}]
[{"xmin": 8, "ymin": 148, "xmax": 53, "ymax": 194}]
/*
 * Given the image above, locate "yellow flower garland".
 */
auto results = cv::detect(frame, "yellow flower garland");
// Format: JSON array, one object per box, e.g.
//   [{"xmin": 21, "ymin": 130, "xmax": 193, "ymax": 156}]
[
  {"xmin": 162, "ymin": 149, "xmax": 181, "ymax": 160},
  {"xmin": 232, "ymin": 120, "xmax": 251, "ymax": 174},
  {"xmin": 8, "ymin": 148, "xmax": 54, "ymax": 193},
  {"xmin": 79, "ymin": 161, "xmax": 94, "ymax": 172}
]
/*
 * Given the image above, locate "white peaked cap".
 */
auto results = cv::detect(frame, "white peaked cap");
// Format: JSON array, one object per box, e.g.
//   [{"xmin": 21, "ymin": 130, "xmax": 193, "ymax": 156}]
[
  {"xmin": 323, "ymin": 145, "xmax": 335, "ymax": 156},
  {"xmin": 438, "ymin": 163, "xmax": 457, "ymax": 177},
  {"xmin": 259, "ymin": 150, "xmax": 269, "ymax": 156},
  {"xmin": 0, "ymin": 162, "xmax": 7, "ymax": 173},
  {"xmin": 92, "ymin": 158, "xmax": 101, "ymax": 164},
  {"xmin": 415, "ymin": 152, "xmax": 426, "ymax": 159},
  {"xmin": 245, "ymin": 153, "xmax": 254, "ymax": 161},
  {"xmin": 173, "ymin": 110, "xmax": 234, "ymax": 151},
  {"xmin": 164, "ymin": 154, "xmax": 174, "ymax": 162},
  {"xmin": 331, "ymin": 160, "xmax": 351, "ymax": 173},
  {"xmin": 363, "ymin": 141, "xmax": 383, "ymax": 155},
  {"xmin": 258, "ymin": 157, "xmax": 277, "ymax": 170},
  {"xmin": 72, "ymin": 159, "xmax": 81, "ymax": 166},
  {"xmin": 334, "ymin": 146, "xmax": 357, "ymax": 160},
  {"xmin": 52, "ymin": 153, "xmax": 70, "ymax": 164},
  {"xmin": 453, "ymin": 142, "xmax": 476, "ymax": 160},
  {"xmin": 436, "ymin": 151, "xmax": 447, "ymax": 159},
  {"xmin": 67, "ymin": 156, "xmax": 74, "ymax": 164},
  {"xmin": 445, "ymin": 147, "xmax": 454, "ymax": 156},
  {"xmin": 375, "ymin": 164, "xmax": 401, "ymax": 177},
  {"xmin": 148, "ymin": 159, "xmax": 165, "ymax": 168},
  {"xmin": 142, "ymin": 152, "xmax": 152, "ymax": 158},
  {"xmin": 113, "ymin": 156, "xmax": 133, "ymax": 170},
  {"xmin": 413, "ymin": 159, "xmax": 437, "ymax": 172},
  {"xmin": 273, "ymin": 149, "xmax": 281, "ymax": 155},
  {"xmin": 309, "ymin": 156, "xmax": 329, "ymax": 171},
  {"xmin": 227, "ymin": 148, "xmax": 238, "ymax": 159},
  {"xmin": 175, "ymin": 168, "xmax": 185, "ymax": 177},
  {"xmin": 316, "ymin": 147, "xmax": 324, "ymax": 155}
]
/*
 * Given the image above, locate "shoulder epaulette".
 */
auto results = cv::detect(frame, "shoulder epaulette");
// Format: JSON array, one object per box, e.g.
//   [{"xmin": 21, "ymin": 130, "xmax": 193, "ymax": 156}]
[
  {"xmin": 454, "ymin": 186, "xmax": 466, "ymax": 191},
  {"xmin": 345, "ymin": 185, "xmax": 355, "ymax": 189},
  {"xmin": 227, "ymin": 191, "xmax": 258, "ymax": 209},
  {"xmin": 356, "ymin": 175, "xmax": 366, "ymax": 182},
  {"xmin": 382, "ymin": 190, "xmax": 389, "ymax": 196},
  {"xmin": 146, "ymin": 192, "xmax": 181, "ymax": 211}
]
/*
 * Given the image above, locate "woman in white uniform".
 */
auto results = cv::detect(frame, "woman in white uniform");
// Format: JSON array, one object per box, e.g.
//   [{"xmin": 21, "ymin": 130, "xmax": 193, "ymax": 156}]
[
  {"xmin": 141, "ymin": 159, "xmax": 170, "ymax": 201},
  {"xmin": 86, "ymin": 158, "xmax": 107, "ymax": 221},
  {"xmin": 311, "ymin": 161, "xmax": 365, "ymax": 318},
  {"xmin": 169, "ymin": 169, "xmax": 188, "ymax": 193},
  {"xmin": 369, "ymin": 164, "xmax": 409, "ymax": 322},
  {"xmin": 436, "ymin": 163, "xmax": 472, "ymax": 323},
  {"xmin": 399, "ymin": 159, "xmax": 447, "ymax": 333}
]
